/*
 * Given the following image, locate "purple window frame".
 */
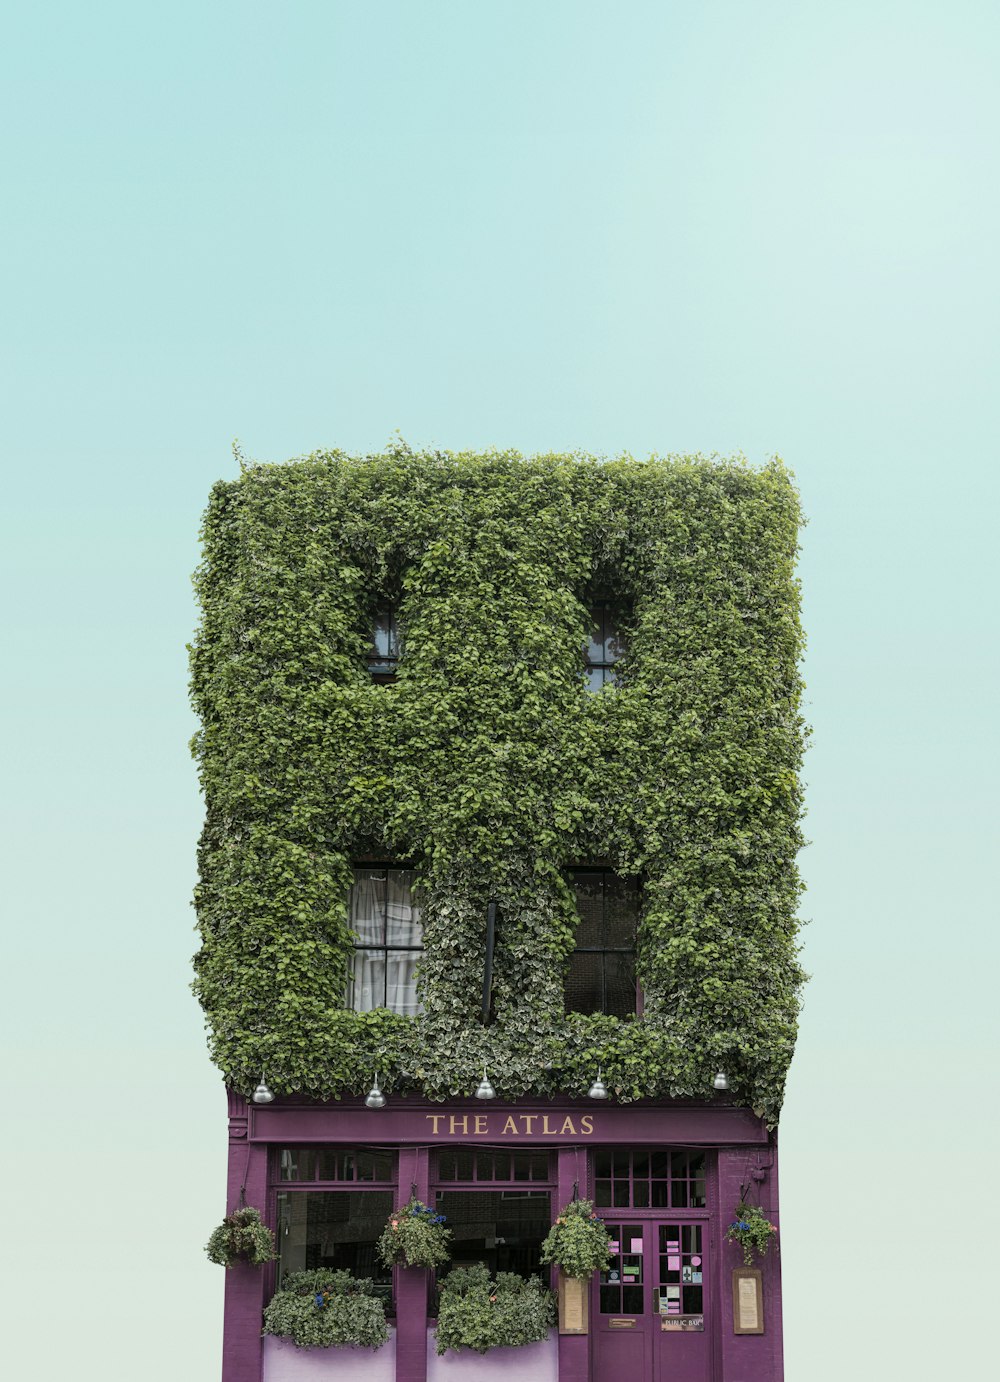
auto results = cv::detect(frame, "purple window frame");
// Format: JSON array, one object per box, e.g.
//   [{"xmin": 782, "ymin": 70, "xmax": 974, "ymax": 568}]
[
  {"xmin": 267, "ymin": 1146, "xmax": 400, "ymax": 1314},
  {"xmin": 593, "ymin": 1146, "xmax": 709, "ymax": 1211}
]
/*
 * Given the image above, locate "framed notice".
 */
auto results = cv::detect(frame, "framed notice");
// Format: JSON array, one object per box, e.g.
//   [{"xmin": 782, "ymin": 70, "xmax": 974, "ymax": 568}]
[
  {"xmin": 558, "ymin": 1272, "xmax": 589, "ymax": 1334},
  {"xmin": 732, "ymin": 1268, "xmax": 764, "ymax": 1335}
]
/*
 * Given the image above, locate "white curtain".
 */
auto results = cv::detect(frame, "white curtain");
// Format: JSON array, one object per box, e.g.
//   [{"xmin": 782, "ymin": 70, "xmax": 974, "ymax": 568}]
[{"xmin": 349, "ymin": 869, "xmax": 422, "ymax": 1014}]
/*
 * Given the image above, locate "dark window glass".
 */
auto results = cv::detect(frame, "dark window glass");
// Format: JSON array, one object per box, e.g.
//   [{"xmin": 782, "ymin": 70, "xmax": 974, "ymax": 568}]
[
  {"xmin": 276, "ymin": 1190, "xmax": 394, "ymax": 1307},
  {"xmin": 599, "ymin": 1222, "xmax": 643, "ymax": 1315},
  {"xmin": 564, "ymin": 872, "xmax": 639, "ymax": 1017},
  {"xmin": 347, "ymin": 868, "xmax": 423, "ymax": 1015},
  {"xmin": 278, "ymin": 1147, "xmax": 395, "ymax": 1183},
  {"xmin": 590, "ymin": 1148, "xmax": 711, "ymax": 1209},
  {"xmin": 368, "ymin": 608, "xmax": 400, "ymax": 681},
  {"xmin": 434, "ymin": 1191, "xmax": 551, "ymax": 1284},
  {"xmin": 584, "ymin": 604, "xmax": 625, "ymax": 691}
]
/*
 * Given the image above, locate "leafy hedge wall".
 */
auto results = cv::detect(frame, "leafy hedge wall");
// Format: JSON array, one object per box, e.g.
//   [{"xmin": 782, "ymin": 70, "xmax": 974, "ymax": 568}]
[{"xmin": 190, "ymin": 446, "xmax": 806, "ymax": 1122}]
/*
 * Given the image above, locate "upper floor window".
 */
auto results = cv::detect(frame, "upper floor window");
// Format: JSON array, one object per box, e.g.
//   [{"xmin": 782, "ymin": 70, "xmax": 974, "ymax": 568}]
[
  {"xmin": 347, "ymin": 867, "xmax": 423, "ymax": 1015},
  {"xmin": 584, "ymin": 604, "xmax": 625, "ymax": 691},
  {"xmin": 367, "ymin": 607, "xmax": 400, "ymax": 682},
  {"xmin": 564, "ymin": 870, "xmax": 639, "ymax": 1017}
]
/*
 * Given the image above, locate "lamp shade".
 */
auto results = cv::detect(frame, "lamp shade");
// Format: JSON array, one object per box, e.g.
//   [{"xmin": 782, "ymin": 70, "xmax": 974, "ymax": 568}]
[
  {"xmin": 364, "ymin": 1075, "xmax": 386, "ymax": 1110},
  {"xmin": 251, "ymin": 1077, "xmax": 275, "ymax": 1105},
  {"xmin": 712, "ymin": 1070, "xmax": 730, "ymax": 1091},
  {"xmin": 474, "ymin": 1068, "xmax": 496, "ymax": 1100}
]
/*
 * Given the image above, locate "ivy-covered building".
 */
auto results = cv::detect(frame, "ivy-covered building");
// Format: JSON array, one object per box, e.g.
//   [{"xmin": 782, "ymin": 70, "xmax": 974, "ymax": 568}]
[{"xmin": 191, "ymin": 448, "xmax": 805, "ymax": 1382}]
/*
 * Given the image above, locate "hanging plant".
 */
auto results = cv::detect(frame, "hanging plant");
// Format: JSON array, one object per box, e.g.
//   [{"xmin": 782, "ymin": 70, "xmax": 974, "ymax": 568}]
[
  {"xmin": 376, "ymin": 1197, "xmax": 451, "ymax": 1269},
  {"xmin": 205, "ymin": 1206, "xmax": 276, "ymax": 1268},
  {"xmin": 725, "ymin": 1202, "xmax": 778, "ymax": 1267},
  {"xmin": 263, "ymin": 1269, "xmax": 388, "ymax": 1349},
  {"xmin": 539, "ymin": 1198, "xmax": 612, "ymax": 1278}
]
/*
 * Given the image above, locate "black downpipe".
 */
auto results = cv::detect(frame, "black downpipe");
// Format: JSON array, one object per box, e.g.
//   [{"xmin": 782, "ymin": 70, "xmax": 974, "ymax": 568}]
[{"xmin": 481, "ymin": 899, "xmax": 497, "ymax": 1024}]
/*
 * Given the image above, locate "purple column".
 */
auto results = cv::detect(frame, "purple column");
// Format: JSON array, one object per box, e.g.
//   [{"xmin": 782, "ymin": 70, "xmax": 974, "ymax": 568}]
[
  {"xmin": 395, "ymin": 1145, "xmax": 429, "ymax": 1382},
  {"xmin": 556, "ymin": 1146, "xmax": 590, "ymax": 1382},
  {"xmin": 717, "ymin": 1137, "xmax": 784, "ymax": 1382},
  {"xmin": 221, "ymin": 1094, "xmax": 268, "ymax": 1382}
]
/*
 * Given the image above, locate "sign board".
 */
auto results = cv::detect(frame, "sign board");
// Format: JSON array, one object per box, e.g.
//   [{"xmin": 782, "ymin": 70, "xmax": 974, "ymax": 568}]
[
  {"xmin": 732, "ymin": 1268, "xmax": 764, "ymax": 1335},
  {"xmin": 661, "ymin": 1315, "xmax": 704, "ymax": 1332},
  {"xmin": 558, "ymin": 1272, "xmax": 589, "ymax": 1335}
]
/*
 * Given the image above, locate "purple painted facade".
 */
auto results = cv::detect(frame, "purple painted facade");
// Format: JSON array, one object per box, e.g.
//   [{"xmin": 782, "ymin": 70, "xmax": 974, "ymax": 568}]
[{"xmin": 222, "ymin": 1092, "xmax": 783, "ymax": 1382}]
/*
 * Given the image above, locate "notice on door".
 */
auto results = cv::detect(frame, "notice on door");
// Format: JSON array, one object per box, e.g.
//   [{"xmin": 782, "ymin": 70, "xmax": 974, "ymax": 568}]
[
  {"xmin": 732, "ymin": 1268, "xmax": 764, "ymax": 1335},
  {"xmin": 661, "ymin": 1314, "xmax": 704, "ymax": 1332}
]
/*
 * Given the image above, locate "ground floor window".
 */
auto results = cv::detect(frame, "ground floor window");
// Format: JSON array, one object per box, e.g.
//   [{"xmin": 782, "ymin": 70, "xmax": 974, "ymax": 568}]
[
  {"xmin": 276, "ymin": 1190, "xmax": 395, "ymax": 1308},
  {"xmin": 433, "ymin": 1189, "xmax": 552, "ymax": 1284}
]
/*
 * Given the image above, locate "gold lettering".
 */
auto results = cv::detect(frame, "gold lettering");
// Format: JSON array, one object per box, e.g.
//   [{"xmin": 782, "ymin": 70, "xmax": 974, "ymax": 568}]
[
  {"xmin": 542, "ymin": 1114, "xmax": 555, "ymax": 1135},
  {"xmin": 449, "ymin": 1115, "xmax": 469, "ymax": 1135},
  {"xmin": 475, "ymin": 1115, "xmax": 488, "ymax": 1135},
  {"xmin": 502, "ymin": 1115, "xmax": 519, "ymax": 1135},
  {"xmin": 560, "ymin": 1116, "xmax": 577, "ymax": 1135},
  {"xmin": 426, "ymin": 1114, "xmax": 444, "ymax": 1135},
  {"xmin": 522, "ymin": 1115, "xmax": 537, "ymax": 1134},
  {"xmin": 580, "ymin": 1115, "xmax": 594, "ymax": 1135}
]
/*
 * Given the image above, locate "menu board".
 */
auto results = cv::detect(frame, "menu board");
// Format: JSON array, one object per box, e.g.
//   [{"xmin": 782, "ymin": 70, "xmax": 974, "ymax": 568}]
[
  {"xmin": 732, "ymin": 1268, "xmax": 764, "ymax": 1335},
  {"xmin": 558, "ymin": 1272, "xmax": 589, "ymax": 1335}
]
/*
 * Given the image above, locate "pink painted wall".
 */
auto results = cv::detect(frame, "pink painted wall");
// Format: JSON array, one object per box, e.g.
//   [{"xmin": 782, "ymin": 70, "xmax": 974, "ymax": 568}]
[
  {"xmin": 262, "ymin": 1331, "xmax": 396, "ymax": 1381},
  {"xmin": 426, "ymin": 1328, "xmax": 558, "ymax": 1382}
]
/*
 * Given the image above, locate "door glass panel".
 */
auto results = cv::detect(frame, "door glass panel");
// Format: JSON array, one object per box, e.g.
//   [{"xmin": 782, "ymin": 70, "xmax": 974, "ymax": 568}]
[
  {"xmin": 658, "ymin": 1223, "xmax": 705, "ymax": 1322},
  {"xmin": 600, "ymin": 1223, "xmax": 644, "ymax": 1314}
]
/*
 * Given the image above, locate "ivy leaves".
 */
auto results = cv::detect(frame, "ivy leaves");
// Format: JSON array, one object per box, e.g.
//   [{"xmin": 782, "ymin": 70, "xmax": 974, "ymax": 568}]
[{"xmin": 190, "ymin": 449, "xmax": 805, "ymax": 1122}]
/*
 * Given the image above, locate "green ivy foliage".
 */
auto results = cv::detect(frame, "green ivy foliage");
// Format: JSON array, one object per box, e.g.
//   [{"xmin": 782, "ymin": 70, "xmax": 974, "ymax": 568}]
[
  {"xmin": 190, "ymin": 447, "xmax": 806, "ymax": 1122},
  {"xmin": 540, "ymin": 1199, "xmax": 612, "ymax": 1278},
  {"xmin": 377, "ymin": 1198, "xmax": 452, "ymax": 1269},
  {"xmin": 263, "ymin": 1270, "xmax": 388, "ymax": 1349},
  {"xmin": 435, "ymin": 1266, "xmax": 556, "ymax": 1355},
  {"xmin": 205, "ymin": 1205, "xmax": 276, "ymax": 1268}
]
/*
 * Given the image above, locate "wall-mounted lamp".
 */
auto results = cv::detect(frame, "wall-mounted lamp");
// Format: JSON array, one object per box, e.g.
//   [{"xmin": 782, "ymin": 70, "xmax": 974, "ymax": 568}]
[
  {"xmin": 712, "ymin": 1070, "xmax": 730, "ymax": 1091},
  {"xmin": 587, "ymin": 1069, "xmax": 609, "ymax": 1100},
  {"xmin": 474, "ymin": 1067, "xmax": 496, "ymax": 1100},
  {"xmin": 251, "ymin": 1076, "xmax": 275, "ymax": 1105},
  {"xmin": 365, "ymin": 1074, "xmax": 386, "ymax": 1110}
]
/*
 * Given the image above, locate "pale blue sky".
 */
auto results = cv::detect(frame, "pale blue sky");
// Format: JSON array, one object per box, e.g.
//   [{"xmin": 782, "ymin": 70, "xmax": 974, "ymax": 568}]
[{"xmin": 2, "ymin": 4, "xmax": 997, "ymax": 1378}]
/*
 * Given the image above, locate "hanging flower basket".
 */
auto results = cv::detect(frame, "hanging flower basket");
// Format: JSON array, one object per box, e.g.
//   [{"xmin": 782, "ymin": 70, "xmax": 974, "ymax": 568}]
[
  {"xmin": 725, "ymin": 1202, "xmax": 778, "ymax": 1267},
  {"xmin": 205, "ymin": 1206, "xmax": 276, "ymax": 1268},
  {"xmin": 376, "ymin": 1197, "xmax": 451, "ymax": 1269},
  {"xmin": 539, "ymin": 1198, "xmax": 612, "ymax": 1278}
]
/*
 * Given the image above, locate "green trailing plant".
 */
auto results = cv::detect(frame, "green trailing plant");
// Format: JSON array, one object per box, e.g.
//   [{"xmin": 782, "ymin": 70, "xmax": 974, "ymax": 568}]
[
  {"xmin": 263, "ymin": 1269, "xmax": 388, "ymax": 1350},
  {"xmin": 205, "ymin": 1206, "xmax": 276, "ymax": 1268},
  {"xmin": 540, "ymin": 1198, "xmax": 612, "ymax": 1277},
  {"xmin": 435, "ymin": 1265, "xmax": 556, "ymax": 1355},
  {"xmin": 190, "ymin": 448, "xmax": 806, "ymax": 1123},
  {"xmin": 377, "ymin": 1197, "xmax": 452, "ymax": 1269},
  {"xmin": 725, "ymin": 1202, "xmax": 779, "ymax": 1267}
]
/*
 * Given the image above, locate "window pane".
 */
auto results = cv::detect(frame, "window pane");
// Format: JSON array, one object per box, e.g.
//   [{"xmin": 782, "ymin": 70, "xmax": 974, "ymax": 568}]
[
  {"xmin": 604, "ymin": 611, "xmax": 625, "ymax": 664},
  {"xmin": 586, "ymin": 666, "xmax": 606, "ymax": 692},
  {"xmin": 372, "ymin": 610, "xmax": 399, "ymax": 663},
  {"xmin": 385, "ymin": 950, "xmax": 420, "ymax": 1015},
  {"xmin": 586, "ymin": 608, "xmax": 605, "ymax": 663},
  {"xmin": 435, "ymin": 1191, "xmax": 551, "ymax": 1281},
  {"xmin": 595, "ymin": 1181, "xmax": 612, "ymax": 1207},
  {"xmin": 604, "ymin": 877, "xmax": 639, "ymax": 948},
  {"xmin": 453, "ymin": 1150, "xmax": 474, "ymax": 1181},
  {"xmin": 349, "ymin": 948, "xmax": 385, "ymax": 1011},
  {"xmin": 565, "ymin": 951, "xmax": 603, "ymax": 1015},
  {"xmin": 605, "ymin": 952, "xmax": 636, "ymax": 1017},
  {"xmin": 595, "ymin": 1151, "xmax": 612, "ymax": 1178},
  {"xmin": 492, "ymin": 1152, "xmax": 511, "ymax": 1180},
  {"xmin": 622, "ymin": 1285, "xmax": 643, "ymax": 1313},
  {"xmin": 386, "ymin": 869, "xmax": 422, "ymax": 945},
  {"xmin": 276, "ymin": 1190, "xmax": 394, "ymax": 1305},
  {"xmin": 570, "ymin": 874, "xmax": 604, "ymax": 948},
  {"xmin": 351, "ymin": 870, "xmax": 385, "ymax": 945}
]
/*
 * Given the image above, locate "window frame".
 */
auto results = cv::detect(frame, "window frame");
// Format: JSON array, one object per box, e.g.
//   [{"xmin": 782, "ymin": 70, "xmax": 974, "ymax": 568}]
[
  {"xmin": 583, "ymin": 601, "xmax": 625, "ymax": 691},
  {"xmin": 346, "ymin": 863, "xmax": 424, "ymax": 1015},
  {"xmin": 564, "ymin": 867, "xmax": 641, "ymax": 1018},
  {"xmin": 367, "ymin": 606, "xmax": 400, "ymax": 683}
]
